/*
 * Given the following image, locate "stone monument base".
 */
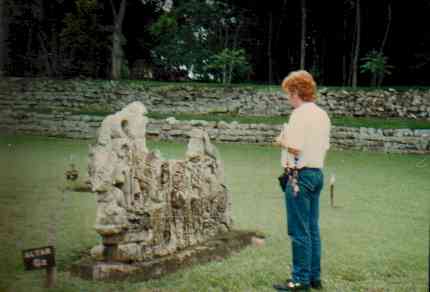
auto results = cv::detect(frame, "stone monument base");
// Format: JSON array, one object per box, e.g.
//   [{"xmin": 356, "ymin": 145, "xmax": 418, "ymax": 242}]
[{"xmin": 70, "ymin": 230, "xmax": 264, "ymax": 281}]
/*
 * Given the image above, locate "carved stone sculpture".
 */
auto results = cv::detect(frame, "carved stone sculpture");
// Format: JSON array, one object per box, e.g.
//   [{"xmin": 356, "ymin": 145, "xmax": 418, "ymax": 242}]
[{"xmin": 88, "ymin": 101, "xmax": 233, "ymax": 263}]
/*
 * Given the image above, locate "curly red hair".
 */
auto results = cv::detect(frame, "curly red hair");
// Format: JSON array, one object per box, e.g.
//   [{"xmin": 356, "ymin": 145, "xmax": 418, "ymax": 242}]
[{"xmin": 281, "ymin": 70, "xmax": 317, "ymax": 102}]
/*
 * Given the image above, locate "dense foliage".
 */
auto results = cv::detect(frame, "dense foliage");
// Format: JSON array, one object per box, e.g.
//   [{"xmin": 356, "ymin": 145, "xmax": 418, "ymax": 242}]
[{"xmin": 1, "ymin": 0, "xmax": 429, "ymax": 86}]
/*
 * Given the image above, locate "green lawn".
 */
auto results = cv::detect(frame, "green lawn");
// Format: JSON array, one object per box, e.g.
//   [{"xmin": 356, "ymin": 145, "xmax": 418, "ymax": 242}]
[
  {"xmin": 147, "ymin": 112, "xmax": 430, "ymax": 130},
  {"xmin": 0, "ymin": 134, "xmax": 428, "ymax": 292},
  {"xmin": 65, "ymin": 109, "xmax": 430, "ymax": 129},
  {"xmin": 90, "ymin": 79, "xmax": 430, "ymax": 92}
]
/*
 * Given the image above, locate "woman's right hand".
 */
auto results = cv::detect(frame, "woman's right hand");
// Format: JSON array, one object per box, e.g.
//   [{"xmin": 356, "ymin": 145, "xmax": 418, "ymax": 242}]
[{"xmin": 273, "ymin": 135, "xmax": 282, "ymax": 146}]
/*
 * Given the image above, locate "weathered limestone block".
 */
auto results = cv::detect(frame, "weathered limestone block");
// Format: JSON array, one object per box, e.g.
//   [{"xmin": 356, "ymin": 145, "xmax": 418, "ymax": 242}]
[{"xmin": 88, "ymin": 101, "xmax": 232, "ymax": 263}]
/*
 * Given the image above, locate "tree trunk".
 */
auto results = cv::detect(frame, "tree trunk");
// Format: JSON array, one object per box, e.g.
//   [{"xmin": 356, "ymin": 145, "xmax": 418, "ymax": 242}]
[
  {"xmin": 26, "ymin": 26, "xmax": 34, "ymax": 75},
  {"xmin": 228, "ymin": 61, "xmax": 233, "ymax": 84},
  {"xmin": 377, "ymin": 1, "xmax": 392, "ymax": 86},
  {"xmin": 34, "ymin": 0, "xmax": 51, "ymax": 77},
  {"xmin": 321, "ymin": 37, "xmax": 327, "ymax": 84},
  {"xmin": 275, "ymin": 0, "xmax": 288, "ymax": 81},
  {"xmin": 379, "ymin": 2, "xmax": 392, "ymax": 54},
  {"xmin": 342, "ymin": 55, "xmax": 347, "ymax": 85},
  {"xmin": 299, "ymin": 0, "xmax": 306, "ymax": 70},
  {"xmin": 111, "ymin": 30, "xmax": 123, "ymax": 80},
  {"xmin": 0, "ymin": 0, "xmax": 8, "ymax": 76},
  {"xmin": 110, "ymin": 0, "xmax": 127, "ymax": 80},
  {"xmin": 224, "ymin": 27, "xmax": 229, "ymax": 50},
  {"xmin": 267, "ymin": 11, "xmax": 273, "ymax": 84},
  {"xmin": 348, "ymin": 19, "xmax": 355, "ymax": 86},
  {"xmin": 232, "ymin": 20, "xmax": 242, "ymax": 51},
  {"xmin": 351, "ymin": 0, "xmax": 361, "ymax": 88},
  {"xmin": 223, "ymin": 64, "xmax": 227, "ymax": 84},
  {"xmin": 371, "ymin": 74, "xmax": 377, "ymax": 87},
  {"xmin": 310, "ymin": 33, "xmax": 319, "ymax": 80},
  {"xmin": 38, "ymin": 32, "xmax": 53, "ymax": 77},
  {"xmin": 342, "ymin": 12, "xmax": 348, "ymax": 86}
]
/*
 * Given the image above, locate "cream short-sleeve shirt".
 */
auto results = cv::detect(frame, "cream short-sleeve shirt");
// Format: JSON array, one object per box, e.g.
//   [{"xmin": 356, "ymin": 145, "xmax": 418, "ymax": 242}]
[
  {"xmin": 279, "ymin": 123, "xmax": 292, "ymax": 168},
  {"xmin": 280, "ymin": 102, "xmax": 331, "ymax": 169}
]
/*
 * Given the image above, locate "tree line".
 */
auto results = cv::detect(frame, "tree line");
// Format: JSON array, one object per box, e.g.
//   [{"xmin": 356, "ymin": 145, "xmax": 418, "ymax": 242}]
[{"xmin": 0, "ymin": 0, "xmax": 428, "ymax": 86}]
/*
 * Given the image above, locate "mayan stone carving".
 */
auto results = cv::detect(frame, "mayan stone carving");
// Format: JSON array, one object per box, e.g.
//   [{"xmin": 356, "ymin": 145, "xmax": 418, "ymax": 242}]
[{"xmin": 88, "ymin": 102, "xmax": 232, "ymax": 263}]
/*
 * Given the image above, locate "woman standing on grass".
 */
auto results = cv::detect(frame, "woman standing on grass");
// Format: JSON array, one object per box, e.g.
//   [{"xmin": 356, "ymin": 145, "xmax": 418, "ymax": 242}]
[{"xmin": 273, "ymin": 70, "xmax": 331, "ymax": 291}]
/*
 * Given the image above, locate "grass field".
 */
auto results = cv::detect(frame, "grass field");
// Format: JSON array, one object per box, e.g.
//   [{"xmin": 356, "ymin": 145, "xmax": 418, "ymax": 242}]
[
  {"xmin": 64, "ymin": 109, "xmax": 430, "ymax": 130},
  {"xmin": 0, "ymin": 134, "xmax": 428, "ymax": 292},
  {"xmin": 146, "ymin": 113, "xmax": 430, "ymax": 130},
  {"xmin": 89, "ymin": 79, "xmax": 430, "ymax": 92}
]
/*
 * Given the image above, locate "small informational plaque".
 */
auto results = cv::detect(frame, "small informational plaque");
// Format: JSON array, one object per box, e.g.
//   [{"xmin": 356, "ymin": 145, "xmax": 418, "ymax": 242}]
[{"xmin": 22, "ymin": 246, "xmax": 56, "ymax": 271}]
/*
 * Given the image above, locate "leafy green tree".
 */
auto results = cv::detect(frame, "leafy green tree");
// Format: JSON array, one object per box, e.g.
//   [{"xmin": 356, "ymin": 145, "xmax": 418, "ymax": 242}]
[
  {"xmin": 360, "ymin": 50, "xmax": 394, "ymax": 86},
  {"xmin": 5, "ymin": 0, "xmax": 64, "ymax": 76},
  {"xmin": 108, "ymin": 0, "xmax": 173, "ymax": 80},
  {"xmin": 149, "ymin": 0, "xmax": 251, "ymax": 82},
  {"xmin": 60, "ymin": 0, "xmax": 109, "ymax": 77},
  {"xmin": 206, "ymin": 48, "xmax": 250, "ymax": 84}
]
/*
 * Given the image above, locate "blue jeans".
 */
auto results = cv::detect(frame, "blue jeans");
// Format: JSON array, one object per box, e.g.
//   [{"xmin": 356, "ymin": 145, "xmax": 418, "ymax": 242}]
[{"xmin": 284, "ymin": 168, "xmax": 324, "ymax": 285}]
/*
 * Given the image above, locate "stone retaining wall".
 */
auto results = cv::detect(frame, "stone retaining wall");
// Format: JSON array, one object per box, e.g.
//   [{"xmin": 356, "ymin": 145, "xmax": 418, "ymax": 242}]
[
  {"xmin": 0, "ymin": 110, "xmax": 428, "ymax": 154},
  {"xmin": 1, "ymin": 78, "xmax": 429, "ymax": 153},
  {"xmin": 1, "ymin": 78, "xmax": 429, "ymax": 119}
]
